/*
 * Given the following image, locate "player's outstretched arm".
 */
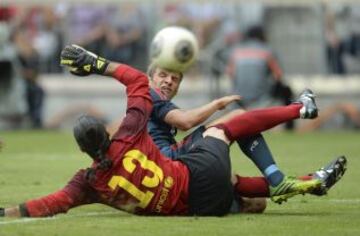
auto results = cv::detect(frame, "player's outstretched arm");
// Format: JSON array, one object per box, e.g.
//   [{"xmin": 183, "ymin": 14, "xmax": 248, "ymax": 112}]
[
  {"xmin": 60, "ymin": 44, "xmax": 148, "ymax": 87},
  {"xmin": 0, "ymin": 207, "xmax": 19, "ymax": 217},
  {"xmin": 0, "ymin": 170, "xmax": 102, "ymax": 218},
  {"xmin": 60, "ymin": 44, "xmax": 152, "ymax": 136},
  {"xmin": 0, "ymin": 191, "xmax": 75, "ymax": 218},
  {"xmin": 165, "ymin": 95, "xmax": 241, "ymax": 131}
]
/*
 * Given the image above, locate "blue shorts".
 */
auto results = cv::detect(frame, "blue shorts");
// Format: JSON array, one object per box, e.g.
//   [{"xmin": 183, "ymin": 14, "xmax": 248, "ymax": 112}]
[{"xmin": 160, "ymin": 126, "xmax": 206, "ymax": 159}]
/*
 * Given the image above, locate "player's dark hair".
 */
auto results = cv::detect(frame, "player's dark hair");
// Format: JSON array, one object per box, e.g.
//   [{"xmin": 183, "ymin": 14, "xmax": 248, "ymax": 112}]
[
  {"xmin": 244, "ymin": 25, "xmax": 266, "ymax": 42},
  {"xmin": 0, "ymin": 208, "xmax": 4, "ymax": 217},
  {"xmin": 73, "ymin": 115, "xmax": 112, "ymax": 181},
  {"xmin": 0, "ymin": 61, "xmax": 13, "ymax": 89}
]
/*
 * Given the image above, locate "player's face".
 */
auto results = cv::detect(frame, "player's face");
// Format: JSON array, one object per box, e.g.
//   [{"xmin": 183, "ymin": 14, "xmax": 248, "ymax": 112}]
[{"xmin": 151, "ymin": 67, "xmax": 182, "ymax": 100}]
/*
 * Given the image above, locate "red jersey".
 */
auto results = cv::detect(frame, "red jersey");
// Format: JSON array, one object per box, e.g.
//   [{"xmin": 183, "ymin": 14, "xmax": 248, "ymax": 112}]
[{"xmin": 25, "ymin": 65, "xmax": 190, "ymax": 217}]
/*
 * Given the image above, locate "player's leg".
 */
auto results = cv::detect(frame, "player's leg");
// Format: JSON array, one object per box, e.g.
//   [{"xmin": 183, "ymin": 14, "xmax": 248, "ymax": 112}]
[
  {"xmin": 0, "ymin": 205, "xmax": 26, "ymax": 217},
  {"xmin": 232, "ymin": 156, "xmax": 346, "ymax": 204},
  {"xmin": 232, "ymin": 174, "xmax": 320, "ymax": 198},
  {"xmin": 187, "ymin": 88, "xmax": 317, "ymax": 188},
  {"xmin": 207, "ymin": 109, "xmax": 285, "ymax": 188},
  {"xmin": 203, "ymin": 90, "xmax": 322, "ymax": 203},
  {"xmin": 206, "ymin": 109, "xmax": 246, "ymax": 127},
  {"xmin": 175, "ymin": 125, "xmax": 270, "ymax": 214},
  {"xmin": 237, "ymin": 135, "xmax": 285, "ymax": 187},
  {"xmin": 208, "ymin": 90, "xmax": 318, "ymax": 189},
  {"xmin": 232, "ymin": 175, "xmax": 269, "ymax": 197},
  {"xmin": 230, "ymin": 197, "xmax": 267, "ymax": 214},
  {"xmin": 203, "ymin": 127, "xmax": 320, "ymax": 204},
  {"xmin": 214, "ymin": 89, "xmax": 318, "ymax": 141}
]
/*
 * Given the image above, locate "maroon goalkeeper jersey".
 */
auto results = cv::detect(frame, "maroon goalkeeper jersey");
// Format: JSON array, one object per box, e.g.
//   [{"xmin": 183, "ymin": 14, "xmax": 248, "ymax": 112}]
[{"xmin": 25, "ymin": 65, "xmax": 190, "ymax": 217}]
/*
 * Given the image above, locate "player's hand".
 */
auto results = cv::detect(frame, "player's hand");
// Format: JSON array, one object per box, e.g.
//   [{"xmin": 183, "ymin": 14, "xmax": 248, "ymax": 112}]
[
  {"xmin": 216, "ymin": 95, "xmax": 241, "ymax": 110},
  {"xmin": 60, "ymin": 44, "xmax": 109, "ymax": 76}
]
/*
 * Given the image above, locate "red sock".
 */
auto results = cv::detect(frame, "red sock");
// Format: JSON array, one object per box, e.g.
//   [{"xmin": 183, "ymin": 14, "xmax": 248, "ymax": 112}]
[
  {"xmin": 216, "ymin": 104, "xmax": 302, "ymax": 141},
  {"xmin": 234, "ymin": 175, "xmax": 270, "ymax": 197},
  {"xmin": 298, "ymin": 175, "xmax": 313, "ymax": 181}
]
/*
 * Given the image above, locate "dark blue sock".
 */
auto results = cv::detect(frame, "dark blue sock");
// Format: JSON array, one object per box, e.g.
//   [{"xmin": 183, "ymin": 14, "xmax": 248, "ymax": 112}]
[{"xmin": 237, "ymin": 134, "xmax": 284, "ymax": 187}]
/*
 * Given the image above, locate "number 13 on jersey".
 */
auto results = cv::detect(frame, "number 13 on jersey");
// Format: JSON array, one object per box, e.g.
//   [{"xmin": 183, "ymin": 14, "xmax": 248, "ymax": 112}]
[{"xmin": 108, "ymin": 149, "xmax": 164, "ymax": 209}]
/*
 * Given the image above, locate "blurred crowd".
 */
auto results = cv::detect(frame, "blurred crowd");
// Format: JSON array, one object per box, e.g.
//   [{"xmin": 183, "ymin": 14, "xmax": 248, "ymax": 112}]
[
  {"xmin": 1, "ymin": 2, "xmax": 360, "ymax": 75},
  {"xmin": 325, "ymin": 3, "xmax": 360, "ymax": 75},
  {"xmin": 0, "ymin": 3, "xmax": 147, "ymax": 73},
  {"xmin": 1, "ymin": 2, "xmax": 360, "ymax": 130}
]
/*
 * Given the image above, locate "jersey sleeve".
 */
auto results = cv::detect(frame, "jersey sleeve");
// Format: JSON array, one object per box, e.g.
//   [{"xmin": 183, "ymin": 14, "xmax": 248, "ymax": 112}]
[
  {"xmin": 111, "ymin": 65, "xmax": 153, "ymax": 140},
  {"xmin": 150, "ymin": 88, "xmax": 178, "ymax": 120},
  {"xmin": 24, "ymin": 170, "xmax": 99, "ymax": 217}
]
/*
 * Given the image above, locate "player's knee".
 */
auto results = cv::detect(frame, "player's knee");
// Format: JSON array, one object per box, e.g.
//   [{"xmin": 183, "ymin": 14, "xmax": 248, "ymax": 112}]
[
  {"xmin": 230, "ymin": 109, "xmax": 246, "ymax": 115},
  {"xmin": 239, "ymin": 197, "xmax": 267, "ymax": 214},
  {"xmin": 206, "ymin": 109, "xmax": 246, "ymax": 128},
  {"xmin": 202, "ymin": 127, "xmax": 230, "ymax": 145}
]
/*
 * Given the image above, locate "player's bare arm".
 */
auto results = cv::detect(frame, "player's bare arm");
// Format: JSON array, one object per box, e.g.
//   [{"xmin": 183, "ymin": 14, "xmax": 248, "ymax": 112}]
[
  {"xmin": 1, "ymin": 206, "xmax": 21, "ymax": 217},
  {"xmin": 164, "ymin": 95, "xmax": 241, "ymax": 131}
]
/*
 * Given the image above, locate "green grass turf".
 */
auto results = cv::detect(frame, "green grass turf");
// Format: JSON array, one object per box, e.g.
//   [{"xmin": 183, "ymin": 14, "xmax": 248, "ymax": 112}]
[{"xmin": 0, "ymin": 130, "xmax": 359, "ymax": 236}]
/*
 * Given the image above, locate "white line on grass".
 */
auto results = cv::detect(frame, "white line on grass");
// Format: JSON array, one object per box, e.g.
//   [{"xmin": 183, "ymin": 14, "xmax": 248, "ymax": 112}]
[
  {"xmin": 0, "ymin": 198, "xmax": 360, "ymax": 225},
  {"xmin": 0, "ymin": 199, "xmax": 359, "ymax": 225},
  {"xmin": 0, "ymin": 212, "xmax": 117, "ymax": 225},
  {"xmin": 291, "ymin": 198, "xmax": 360, "ymax": 203}
]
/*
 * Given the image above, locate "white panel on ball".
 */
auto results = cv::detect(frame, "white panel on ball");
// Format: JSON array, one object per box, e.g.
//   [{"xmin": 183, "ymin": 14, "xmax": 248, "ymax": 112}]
[{"xmin": 150, "ymin": 26, "xmax": 199, "ymax": 73}]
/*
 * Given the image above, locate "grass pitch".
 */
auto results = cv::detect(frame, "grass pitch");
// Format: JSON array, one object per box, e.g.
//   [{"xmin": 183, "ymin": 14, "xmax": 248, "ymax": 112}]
[{"xmin": 0, "ymin": 130, "xmax": 359, "ymax": 236}]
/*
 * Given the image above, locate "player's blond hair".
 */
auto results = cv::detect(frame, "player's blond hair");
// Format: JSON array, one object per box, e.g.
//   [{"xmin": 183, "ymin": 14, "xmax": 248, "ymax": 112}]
[{"xmin": 147, "ymin": 63, "xmax": 183, "ymax": 81}]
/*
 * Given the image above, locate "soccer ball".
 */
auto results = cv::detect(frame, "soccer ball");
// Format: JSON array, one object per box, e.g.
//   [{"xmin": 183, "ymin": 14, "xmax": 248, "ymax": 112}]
[{"xmin": 150, "ymin": 26, "xmax": 199, "ymax": 73}]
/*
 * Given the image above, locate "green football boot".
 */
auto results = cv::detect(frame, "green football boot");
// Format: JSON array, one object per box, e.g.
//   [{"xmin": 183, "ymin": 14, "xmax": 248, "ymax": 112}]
[{"xmin": 270, "ymin": 176, "xmax": 322, "ymax": 204}]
